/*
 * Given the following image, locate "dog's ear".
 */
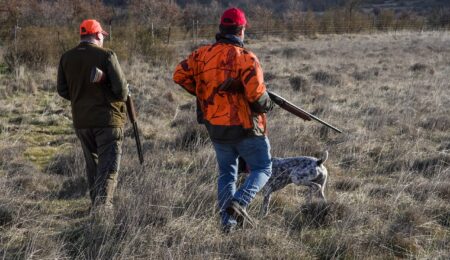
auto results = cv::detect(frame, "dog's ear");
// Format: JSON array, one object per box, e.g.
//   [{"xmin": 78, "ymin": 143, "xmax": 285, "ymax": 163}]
[{"xmin": 317, "ymin": 150, "xmax": 329, "ymax": 166}]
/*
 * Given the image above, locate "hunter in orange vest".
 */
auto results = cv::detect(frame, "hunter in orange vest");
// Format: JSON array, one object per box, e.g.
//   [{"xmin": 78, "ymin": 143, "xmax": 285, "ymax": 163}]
[{"xmin": 173, "ymin": 8, "xmax": 274, "ymax": 233}]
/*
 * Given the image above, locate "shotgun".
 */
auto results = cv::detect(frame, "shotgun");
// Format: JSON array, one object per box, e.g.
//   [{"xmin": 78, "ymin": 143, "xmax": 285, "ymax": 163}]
[
  {"xmin": 126, "ymin": 93, "xmax": 144, "ymax": 164},
  {"xmin": 217, "ymin": 77, "xmax": 343, "ymax": 133},
  {"xmin": 267, "ymin": 91, "xmax": 342, "ymax": 133}
]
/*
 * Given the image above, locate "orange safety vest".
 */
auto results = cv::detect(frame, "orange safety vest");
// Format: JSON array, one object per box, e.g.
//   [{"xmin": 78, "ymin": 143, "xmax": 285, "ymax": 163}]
[{"xmin": 173, "ymin": 42, "xmax": 270, "ymax": 142}]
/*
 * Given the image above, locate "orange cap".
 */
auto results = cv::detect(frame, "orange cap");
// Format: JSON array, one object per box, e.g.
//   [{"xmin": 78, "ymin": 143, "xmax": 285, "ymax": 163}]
[{"xmin": 80, "ymin": 19, "xmax": 108, "ymax": 36}]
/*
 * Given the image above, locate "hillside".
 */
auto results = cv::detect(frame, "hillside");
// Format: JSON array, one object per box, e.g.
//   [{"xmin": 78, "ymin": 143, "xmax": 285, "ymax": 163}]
[{"xmin": 0, "ymin": 31, "xmax": 449, "ymax": 258}]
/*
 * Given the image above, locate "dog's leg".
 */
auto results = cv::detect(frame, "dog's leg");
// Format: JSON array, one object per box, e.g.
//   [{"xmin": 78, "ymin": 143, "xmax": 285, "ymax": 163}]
[
  {"xmin": 307, "ymin": 185, "xmax": 313, "ymax": 204},
  {"xmin": 260, "ymin": 191, "xmax": 272, "ymax": 218},
  {"xmin": 260, "ymin": 172, "xmax": 291, "ymax": 217},
  {"xmin": 316, "ymin": 172, "xmax": 327, "ymax": 202},
  {"xmin": 318, "ymin": 183, "xmax": 326, "ymax": 202},
  {"xmin": 307, "ymin": 183, "xmax": 323, "ymax": 203},
  {"xmin": 260, "ymin": 184, "xmax": 273, "ymax": 217},
  {"xmin": 314, "ymin": 183, "xmax": 326, "ymax": 201}
]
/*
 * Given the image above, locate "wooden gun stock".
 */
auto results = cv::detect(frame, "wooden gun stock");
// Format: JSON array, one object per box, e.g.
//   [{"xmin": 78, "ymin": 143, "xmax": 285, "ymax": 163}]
[{"xmin": 126, "ymin": 95, "xmax": 137, "ymax": 123}]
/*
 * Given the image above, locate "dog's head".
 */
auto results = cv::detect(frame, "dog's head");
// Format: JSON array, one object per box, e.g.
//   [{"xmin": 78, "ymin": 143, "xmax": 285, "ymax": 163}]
[
  {"xmin": 313, "ymin": 150, "xmax": 329, "ymax": 184},
  {"xmin": 289, "ymin": 151, "xmax": 329, "ymax": 185}
]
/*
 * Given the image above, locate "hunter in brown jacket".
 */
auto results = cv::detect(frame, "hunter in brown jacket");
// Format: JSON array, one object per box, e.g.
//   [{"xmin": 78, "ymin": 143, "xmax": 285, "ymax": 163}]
[{"xmin": 57, "ymin": 19, "xmax": 128, "ymax": 211}]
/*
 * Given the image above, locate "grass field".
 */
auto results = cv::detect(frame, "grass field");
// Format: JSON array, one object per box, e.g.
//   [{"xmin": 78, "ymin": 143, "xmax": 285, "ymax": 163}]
[{"xmin": 0, "ymin": 31, "xmax": 449, "ymax": 259}]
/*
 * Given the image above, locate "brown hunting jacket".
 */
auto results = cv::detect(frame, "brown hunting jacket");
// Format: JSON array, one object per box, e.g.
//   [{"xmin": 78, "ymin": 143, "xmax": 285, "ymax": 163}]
[{"xmin": 57, "ymin": 42, "xmax": 128, "ymax": 128}]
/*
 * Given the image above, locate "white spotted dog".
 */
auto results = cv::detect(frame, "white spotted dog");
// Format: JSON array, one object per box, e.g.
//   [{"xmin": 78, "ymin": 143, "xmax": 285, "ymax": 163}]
[{"xmin": 259, "ymin": 151, "xmax": 329, "ymax": 217}]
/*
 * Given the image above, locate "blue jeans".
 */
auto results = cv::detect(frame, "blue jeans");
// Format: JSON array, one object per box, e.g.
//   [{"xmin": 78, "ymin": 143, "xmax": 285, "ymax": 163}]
[{"xmin": 212, "ymin": 136, "xmax": 272, "ymax": 227}]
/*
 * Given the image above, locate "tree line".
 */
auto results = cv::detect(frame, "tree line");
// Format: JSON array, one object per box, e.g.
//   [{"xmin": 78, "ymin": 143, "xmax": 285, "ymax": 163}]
[{"xmin": 0, "ymin": 0, "xmax": 449, "ymax": 72}]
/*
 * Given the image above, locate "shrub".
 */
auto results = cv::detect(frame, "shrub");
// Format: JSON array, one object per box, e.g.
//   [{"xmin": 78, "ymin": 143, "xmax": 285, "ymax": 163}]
[
  {"xmin": 409, "ymin": 63, "xmax": 434, "ymax": 75},
  {"xmin": 410, "ymin": 154, "xmax": 450, "ymax": 177},
  {"xmin": 3, "ymin": 26, "xmax": 67, "ymax": 71},
  {"xmin": 281, "ymin": 47, "xmax": 301, "ymax": 59},
  {"xmin": 0, "ymin": 145, "xmax": 25, "ymax": 167},
  {"xmin": 0, "ymin": 205, "xmax": 14, "ymax": 226},
  {"xmin": 390, "ymin": 208, "xmax": 427, "ymax": 235},
  {"xmin": 419, "ymin": 115, "xmax": 450, "ymax": 131},
  {"xmin": 438, "ymin": 141, "xmax": 450, "ymax": 153},
  {"xmin": 368, "ymin": 186, "xmax": 394, "ymax": 198},
  {"xmin": 140, "ymin": 91, "xmax": 177, "ymax": 118},
  {"xmin": 311, "ymin": 70, "xmax": 341, "ymax": 86},
  {"xmin": 5, "ymin": 161, "xmax": 37, "ymax": 177},
  {"xmin": 176, "ymin": 124, "xmax": 209, "ymax": 150},
  {"xmin": 288, "ymin": 201, "xmax": 352, "ymax": 229},
  {"xmin": 410, "ymin": 63, "xmax": 428, "ymax": 72},
  {"xmin": 46, "ymin": 149, "xmax": 85, "ymax": 177},
  {"xmin": 352, "ymin": 68, "xmax": 380, "ymax": 81},
  {"xmin": 135, "ymin": 28, "xmax": 178, "ymax": 66},
  {"xmin": 382, "ymin": 209, "xmax": 427, "ymax": 257},
  {"xmin": 58, "ymin": 176, "xmax": 88, "ymax": 199},
  {"xmin": 314, "ymin": 235, "xmax": 353, "ymax": 260},
  {"xmin": 433, "ymin": 207, "xmax": 450, "ymax": 227},
  {"xmin": 264, "ymin": 72, "xmax": 277, "ymax": 81},
  {"xmin": 171, "ymin": 107, "xmax": 209, "ymax": 150},
  {"xmin": 334, "ymin": 178, "xmax": 362, "ymax": 191},
  {"xmin": 408, "ymin": 181, "xmax": 450, "ymax": 202},
  {"xmin": 289, "ymin": 75, "xmax": 309, "ymax": 91}
]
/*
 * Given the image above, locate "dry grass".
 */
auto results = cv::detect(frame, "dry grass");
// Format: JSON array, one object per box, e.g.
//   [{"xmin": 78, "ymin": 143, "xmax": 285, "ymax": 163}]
[{"xmin": 0, "ymin": 31, "xmax": 449, "ymax": 259}]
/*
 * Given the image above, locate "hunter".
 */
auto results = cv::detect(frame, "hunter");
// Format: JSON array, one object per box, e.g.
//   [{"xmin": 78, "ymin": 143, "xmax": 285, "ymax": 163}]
[
  {"xmin": 57, "ymin": 19, "xmax": 128, "ymax": 212},
  {"xmin": 173, "ymin": 8, "xmax": 274, "ymax": 233}
]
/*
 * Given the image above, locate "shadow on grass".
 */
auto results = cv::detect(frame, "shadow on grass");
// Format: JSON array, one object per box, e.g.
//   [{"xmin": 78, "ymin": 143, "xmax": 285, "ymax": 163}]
[{"xmin": 285, "ymin": 201, "xmax": 352, "ymax": 230}]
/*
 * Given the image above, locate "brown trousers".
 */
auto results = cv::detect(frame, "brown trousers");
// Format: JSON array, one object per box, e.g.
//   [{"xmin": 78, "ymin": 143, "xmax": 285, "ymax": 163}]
[{"xmin": 75, "ymin": 127, "xmax": 123, "ymax": 207}]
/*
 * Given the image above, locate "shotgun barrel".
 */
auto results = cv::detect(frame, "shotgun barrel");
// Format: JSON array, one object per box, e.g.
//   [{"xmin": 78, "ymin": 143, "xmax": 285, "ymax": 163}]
[
  {"xmin": 126, "ymin": 94, "xmax": 144, "ymax": 164},
  {"xmin": 267, "ymin": 91, "xmax": 343, "ymax": 133},
  {"xmin": 216, "ymin": 77, "xmax": 343, "ymax": 133}
]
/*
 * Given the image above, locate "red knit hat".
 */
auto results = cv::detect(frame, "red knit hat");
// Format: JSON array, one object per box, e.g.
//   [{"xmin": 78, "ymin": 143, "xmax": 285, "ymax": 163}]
[
  {"xmin": 220, "ymin": 8, "xmax": 247, "ymax": 27},
  {"xmin": 80, "ymin": 19, "xmax": 108, "ymax": 36}
]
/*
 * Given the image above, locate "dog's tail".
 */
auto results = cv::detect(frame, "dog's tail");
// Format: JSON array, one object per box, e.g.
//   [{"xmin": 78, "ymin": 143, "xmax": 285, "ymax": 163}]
[{"xmin": 317, "ymin": 150, "xmax": 329, "ymax": 166}]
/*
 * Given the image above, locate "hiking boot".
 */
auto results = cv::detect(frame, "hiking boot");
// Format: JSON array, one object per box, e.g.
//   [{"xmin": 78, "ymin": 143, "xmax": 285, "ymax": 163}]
[{"xmin": 226, "ymin": 201, "xmax": 256, "ymax": 228}]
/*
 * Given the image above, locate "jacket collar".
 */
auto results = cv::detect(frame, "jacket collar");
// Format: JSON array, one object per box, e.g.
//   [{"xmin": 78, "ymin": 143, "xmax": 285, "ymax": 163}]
[
  {"xmin": 78, "ymin": 41, "xmax": 98, "ymax": 47},
  {"xmin": 215, "ymin": 33, "xmax": 244, "ymax": 48}
]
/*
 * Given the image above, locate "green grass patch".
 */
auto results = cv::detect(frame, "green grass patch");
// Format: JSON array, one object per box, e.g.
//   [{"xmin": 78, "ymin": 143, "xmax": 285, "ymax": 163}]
[
  {"xmin": 21, "ymin": 127, "xmax": 72, "ymax": 145},
  {"xmin": 29, "ymin": 116, "xmax": 62, "ymax": 127},
  {"xmin": 24, "ymin": 146, "xmax": 59, "ymax": 169},
  {"xmin": 39, "ymin": 198, "xmax": 90, "ymax": 216},
  {"xmin": 0, "ymin": 229, "xmax": 29, "ymax": 259},
  {"xmin": 21, "ymin": 132, "xmax": 57, "ymax": 146},
  {"xmin": 0, "ymin": 63, "xmax": 8, "ymax": 74},
  {"xmin": 42, "ymin": 125, "xmax": 73, "ymax": 135}
]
